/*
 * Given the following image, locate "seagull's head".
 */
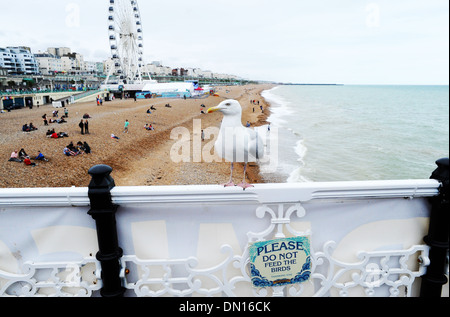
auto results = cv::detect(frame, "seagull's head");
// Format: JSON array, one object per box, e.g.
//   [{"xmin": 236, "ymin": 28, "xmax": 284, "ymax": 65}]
[{"xmin": 207, "ymin": 99, "xmax": 242, "ymax": 117}]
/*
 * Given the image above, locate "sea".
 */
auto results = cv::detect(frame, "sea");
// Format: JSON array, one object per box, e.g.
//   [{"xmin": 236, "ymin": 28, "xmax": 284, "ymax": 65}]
[{"xmin": 259, "ymin": 85, "xmax": 449, "ymax": 183}]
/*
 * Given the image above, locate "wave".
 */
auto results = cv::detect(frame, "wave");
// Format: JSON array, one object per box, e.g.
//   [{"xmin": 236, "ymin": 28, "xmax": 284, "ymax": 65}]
[
  {"xmin": 287, "ymin": 139, "xmax": 311, "ymax": 183},
  {"xmin": 261, "ymin": 86, "xmax": 309, "ymax": 183}
]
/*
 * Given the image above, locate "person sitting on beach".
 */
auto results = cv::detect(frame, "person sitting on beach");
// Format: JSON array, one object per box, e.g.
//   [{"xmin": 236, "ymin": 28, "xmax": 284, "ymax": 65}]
[
  {"xmin": 57, "ymin": 118, "xmax": 67, "ymax": 124},
  {"xmin": 24, "ymin": 156, "xmax": 36, "ymax": 167},
  {"xmin": 150, "ymin": 105, "xmax": 156, "ymax": 111},
  {"xmin": 83, "ymin": 113, "xmax": 91, "ymax": 119},
  {"xmin": 63, "ymin": 146, "xmax": 78, "ymax": 157},
  {"xmin": 146, "ymin": 109, "xmax": 152, "ymax": 114},
  {"xmin": 67, "ymin": 142, "xmax": 78, "ymax": 153},
  {"xmin": 8, "ymin": 150, "xmax": 22, "ymax": 163},
  {"xmin": 52, "ymin": 110, "xmax": 59, "ymax": 117},
  {"xmin": 19, "ymin": 149, "xmax": 28, "ymax": 160},
  {"xmin": 76, "ymin": 142, "xmax": 86, "ymax": 154},
  {"xmin": 83, "ymin": 142, "xmax": 91, "ymax": 154},
  {"xmin": 46, "ymin": 129, "xmax": 55, "ymax": 137},
  {"xmin": 35, "ymin": 151, "xmax": 49, "ymax": 162},
  {"xmin": 22, "ymin": 124, "xmax": 30, "ymax": 132},
  {"xmin": 50, "ymin": 131, "xmax": 69, "ymax": 139},
  {"xmin": 29, "ymin": 123, "xmax": 38, "ymax": 131},
  {"xmin": 144, "ymin": 124, "xmax": 154, "ymax": 131}
]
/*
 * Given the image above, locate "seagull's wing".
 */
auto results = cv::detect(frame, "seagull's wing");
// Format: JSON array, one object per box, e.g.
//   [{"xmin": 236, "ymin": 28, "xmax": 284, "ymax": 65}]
[{"xmin": 246, "ymin": 127, "xmax": 265, "ymax": 161}]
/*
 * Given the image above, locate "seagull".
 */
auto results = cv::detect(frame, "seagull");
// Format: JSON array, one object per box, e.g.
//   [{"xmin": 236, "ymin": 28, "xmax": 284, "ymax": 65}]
[{"xmin": 208, "ymin": 99, "xmax": 265, "ymax": 190}]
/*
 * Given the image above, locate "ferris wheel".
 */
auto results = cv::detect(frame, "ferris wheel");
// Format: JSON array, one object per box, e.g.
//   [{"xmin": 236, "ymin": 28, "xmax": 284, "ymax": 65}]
[{"xmin": 107, "ymin": 0, "xmax": 148, "ymax": 84}]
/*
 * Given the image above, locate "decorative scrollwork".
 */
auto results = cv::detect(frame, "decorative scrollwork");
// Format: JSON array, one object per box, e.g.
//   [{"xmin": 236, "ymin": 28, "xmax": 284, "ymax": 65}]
[
  {"xmin": 312, "ymin": 242, "xmax": 429, "ymax": 297},
  {"xmin": 118, "ymin": 203, "xmax": 430, "ymax": 297},
  {"xmin": 0, "ymin": 258, "xmax": 101, "ymax": 297}
]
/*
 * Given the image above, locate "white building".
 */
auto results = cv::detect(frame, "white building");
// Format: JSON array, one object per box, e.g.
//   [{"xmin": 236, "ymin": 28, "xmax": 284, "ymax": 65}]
[
  {"xmin": 83, "ymin": 61, "xmax": 98, "ymax": 74},
  {"xmin": 145, "ymin": 63, "xmax": 172, "ymax": 76},
  {"xmin": 200, "ymin": 70, "xmax": 213, "ymax": 78},
  {"xmin": 0, "ymin": 47, "xmax": 39, "ymax": 75},
  {"xmin": 35, "ymin": 47, "xmax": 102, "ymax": 75},
  {"xmin": 34, "ymin": 52, "xmax": 63, "ymax": 75},
  {"xmin": 0, "ymin": 48, "xmax": 14, "ymax": 73},
  {"xmin": 47, "ymin": 47, "xmax": 71, "ymax": 58}
]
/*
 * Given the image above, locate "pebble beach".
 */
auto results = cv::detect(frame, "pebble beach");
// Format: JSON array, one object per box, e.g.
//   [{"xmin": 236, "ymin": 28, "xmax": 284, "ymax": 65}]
[{"xmin": 0, "ymin": 84, "xmax": 275, "ymax": 188}]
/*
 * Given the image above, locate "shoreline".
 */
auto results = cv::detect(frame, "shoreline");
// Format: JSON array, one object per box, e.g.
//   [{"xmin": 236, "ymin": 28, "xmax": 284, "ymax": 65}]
[{"xmin": 0, "ymin": 84, "xmax": 276, "ymax": 188}]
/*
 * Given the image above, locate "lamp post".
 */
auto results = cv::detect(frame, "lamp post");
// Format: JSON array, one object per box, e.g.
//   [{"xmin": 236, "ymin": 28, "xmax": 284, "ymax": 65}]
[
  {"xmin": 420, "ymin": 158, "xmax": 449, "ymax": 297},
  {"xmin": 87, "ymin": 164, "xmax": 126, "ymax": 298}
]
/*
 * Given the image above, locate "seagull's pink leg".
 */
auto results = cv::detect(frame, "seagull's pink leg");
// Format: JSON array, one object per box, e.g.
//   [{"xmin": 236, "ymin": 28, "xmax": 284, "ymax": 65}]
[
  {"xmin": 222, "ymin": 163, "xmax": 235, "ymax": 187},
  {"xmin": 238, "ymin": 163, "xmax": 254, "ymax": 190}
]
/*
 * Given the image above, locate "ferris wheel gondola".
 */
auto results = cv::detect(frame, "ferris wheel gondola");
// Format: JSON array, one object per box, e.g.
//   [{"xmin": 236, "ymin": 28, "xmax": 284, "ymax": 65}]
[{"xmin": 106, "ymin": 0, "xmax": 149, "ymax": 85}]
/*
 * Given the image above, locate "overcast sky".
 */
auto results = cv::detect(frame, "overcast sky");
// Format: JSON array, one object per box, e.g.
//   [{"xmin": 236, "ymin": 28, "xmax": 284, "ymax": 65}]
[{"xmin": 0, "ymin": 0, "xmax": 448, "ymax": 84}]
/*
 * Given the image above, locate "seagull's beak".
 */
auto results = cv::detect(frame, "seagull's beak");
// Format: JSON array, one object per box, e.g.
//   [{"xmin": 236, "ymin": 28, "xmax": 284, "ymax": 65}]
[{"xmin": 207, "ymin": 106, "xmax": 220, "ymax": 113}]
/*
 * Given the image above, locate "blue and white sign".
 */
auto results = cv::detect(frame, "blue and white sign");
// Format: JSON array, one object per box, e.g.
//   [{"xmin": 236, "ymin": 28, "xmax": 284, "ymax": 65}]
[{"xmin": 249, "ymin": 237, "xmax": 312, "ymax": 288}]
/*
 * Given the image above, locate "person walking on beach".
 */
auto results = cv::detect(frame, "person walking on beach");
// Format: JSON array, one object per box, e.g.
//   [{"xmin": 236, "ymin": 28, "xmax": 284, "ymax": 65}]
[
  {"xmin": 79, "ymin": 120, "xmax": 85, "ymax": 135},
  {"xmin": 42, "ymin": 114, "xmax": 48, "ymax": 126},
  {"xmin": 123, "ymin": 120, "xmax": 129, "ymax": 133}
]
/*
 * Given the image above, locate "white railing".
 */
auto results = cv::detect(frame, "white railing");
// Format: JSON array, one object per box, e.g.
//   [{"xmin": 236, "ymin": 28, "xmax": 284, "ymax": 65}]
[
  {"xmin": 0, "ymin": 180, "xmax": 440, "ymax": 207},
  {"xmin": 0, "ymin": 180, "xmax": 446, "ymax": 297}
]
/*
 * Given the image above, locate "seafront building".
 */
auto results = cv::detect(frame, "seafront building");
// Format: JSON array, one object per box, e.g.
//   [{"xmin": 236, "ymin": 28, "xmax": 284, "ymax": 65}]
[
  {"xmin": 0, "ymin": 47, "xmax": 39, "ymax": 75},
  {"xmin": 33, "ymin": 52, "xmax": 63, "ymax": 75},
  {"xmin": 34, "ymin": 47, "xmax": 103, "ymax": 76},
  {"xmin": 1, "ymin": 44, "xmax": 250, "ymax": 108},
  {"xmin": 1, "ymin": 44, "xmax": 244, "ymax": 87}
]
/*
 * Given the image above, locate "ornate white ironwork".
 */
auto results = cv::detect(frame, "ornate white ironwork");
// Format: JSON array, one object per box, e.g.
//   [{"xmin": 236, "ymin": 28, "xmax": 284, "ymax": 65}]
[
  {"xmin": 119, "ymin": 203, "xmax": 430, "ymax": 297},
  {"xmin": 1, "ymin": 180, "xmax": 439, "ymax": 297},
  {"xmin": 311, "ymin": 243, "xmax": 429, "ymax": 297},
  {"xmin": 0, "ymin": 258, "xmax": 101, "ymax": 297}
]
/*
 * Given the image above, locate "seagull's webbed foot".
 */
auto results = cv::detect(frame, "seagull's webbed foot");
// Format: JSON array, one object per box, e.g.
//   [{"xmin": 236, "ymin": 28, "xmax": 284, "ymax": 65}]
[
  {"xmin": 221, "ymin": 181, "xmax": 236, "ymax": 188},
  {"xmin": 237, "ymin": 182, "xmax": 254, "ymax": 190}
]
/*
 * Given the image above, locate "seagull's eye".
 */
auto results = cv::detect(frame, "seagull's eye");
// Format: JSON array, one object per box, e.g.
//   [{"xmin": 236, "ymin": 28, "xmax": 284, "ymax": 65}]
[{"xmin": 225, "ymin": 103, "xmax": 231, "ymax": 106}]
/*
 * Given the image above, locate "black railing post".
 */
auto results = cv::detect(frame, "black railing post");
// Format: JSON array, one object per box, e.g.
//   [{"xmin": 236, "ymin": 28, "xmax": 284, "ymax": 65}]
[
  {"xmin": 88, "ymin": 164, "xmax": 126, "ymax": 298},
  {"xmin": 420, "ymin": 158, "xmax": 449, "ymax": 297}
]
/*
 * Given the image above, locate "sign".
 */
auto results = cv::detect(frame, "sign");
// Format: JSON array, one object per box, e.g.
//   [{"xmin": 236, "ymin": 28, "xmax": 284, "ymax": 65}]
[{"xmin": 249, "ymin": 237, "xmax": 311, "ymax": 288}]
